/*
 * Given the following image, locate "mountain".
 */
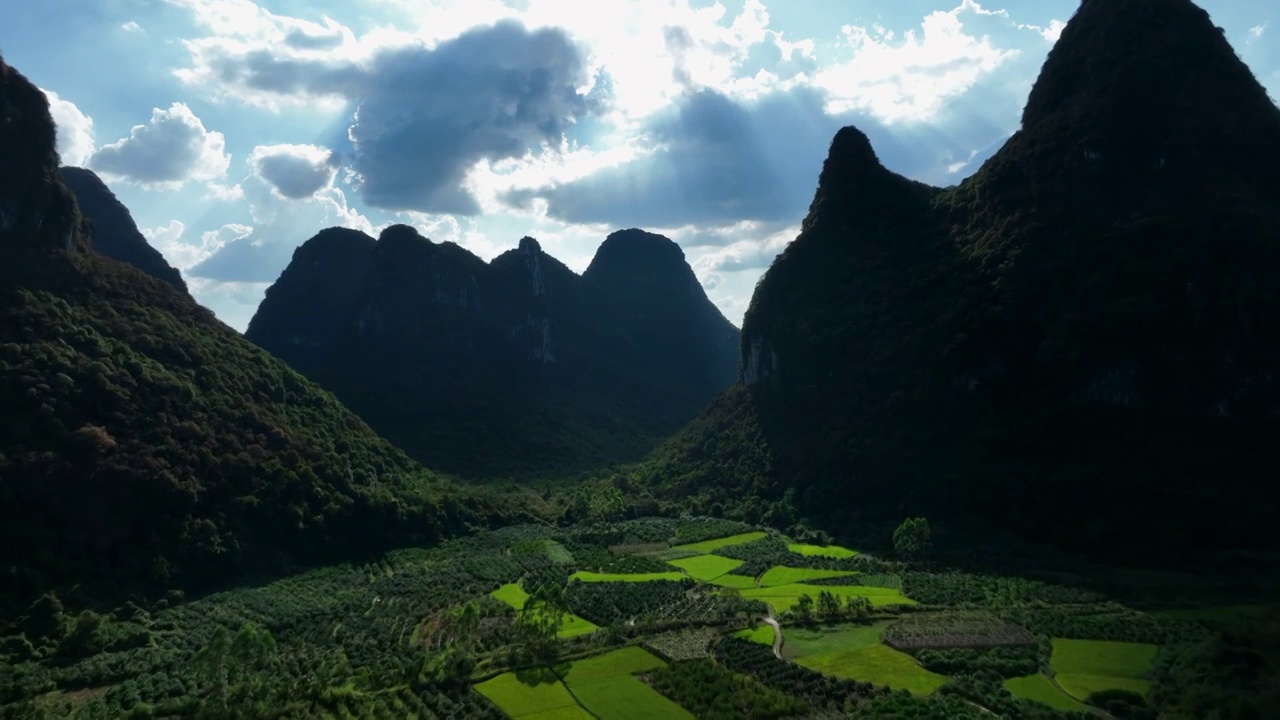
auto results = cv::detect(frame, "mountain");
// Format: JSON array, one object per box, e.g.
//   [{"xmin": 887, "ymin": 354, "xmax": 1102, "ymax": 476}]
[
  {"xmin": 246, "ymin": 226, "xmax": 739, "ymax": 478},
  {"xmin": 643, "ymin": 0, "xmax": 1280, "ymax": 560},
  {"xmin": 0, "ymin": 54, "xmax": 520, "ymax": 613},
  {"xmin": 57, "ymin": 166, "xmax": 188, "ymax": 294}
]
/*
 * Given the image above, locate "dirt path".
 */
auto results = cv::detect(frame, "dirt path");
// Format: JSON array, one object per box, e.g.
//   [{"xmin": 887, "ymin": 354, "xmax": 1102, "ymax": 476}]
[{"xmin": 762, "ymin": 608, "xmax": 784, "ymax": 660}]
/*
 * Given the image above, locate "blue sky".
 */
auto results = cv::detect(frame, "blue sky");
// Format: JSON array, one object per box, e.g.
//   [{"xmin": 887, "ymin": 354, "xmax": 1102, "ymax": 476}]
[{"xmin": 3, "ymin": 0, "xmax": 1276, "ymax": 331}]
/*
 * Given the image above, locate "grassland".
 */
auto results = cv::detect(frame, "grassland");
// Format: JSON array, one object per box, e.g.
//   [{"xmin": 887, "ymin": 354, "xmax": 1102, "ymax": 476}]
[
  {"xmin": 787, "ymin": 543, "xmax": 859, "ymax": 559},
  {"xmin": 670, "ymin": 531, "xmax": 767, "ymax": 553},
  {"xmin": 569, "ymin": 571, "xmax": 685, "ymax": 583},
  {"xmin": 742, "ymin": 583, "xmax": 915, "ymax": 612},
  {"xmin": 1050, "ymin": 638, "xmax": 1158, "ymax": 700},
  {"xmin": 757, "ymin": 566, "xmax": 859, "ymax": 587},
  {"xmin": 1004, "ymin": 674, "xmax": 1092, "ymax": 712},
  {"xmin": 665, "ymin": 554, "xmax": 744, "ymax": 581},
  {"xmin": 490, "ymin": 582, "xmax": 600, "ymax": 638}
]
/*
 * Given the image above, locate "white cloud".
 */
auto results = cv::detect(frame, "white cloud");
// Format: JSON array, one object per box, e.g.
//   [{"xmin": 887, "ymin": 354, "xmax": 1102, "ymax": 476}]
[
  {"xmin": 41, "ymin": 89, "xmax": 95, "ymax": 166},
  {"xmin": 148, "ymin": 221, "xmax": 252, "ymax": 270},
  {"xmin": 1249, "ymin": 23, "xmax": 1266, "ymax": 39},
  {"xmin": 813, "ymin": 1, "xmax": 1021, "ymax": 123},
  {"xmin": 205, "ymin": 182, "xmax": 245, "ymax": 202},
  {"xmin": 89, "ymin": 103, "xmax": 230, "ymax": 188},
  {"xmin": 121, "ymin": 21, "xmax": 142, "ymax": 33},
  {"xmin": 248, "ymin": 144, "xmax": 338, "ymax": 199}
]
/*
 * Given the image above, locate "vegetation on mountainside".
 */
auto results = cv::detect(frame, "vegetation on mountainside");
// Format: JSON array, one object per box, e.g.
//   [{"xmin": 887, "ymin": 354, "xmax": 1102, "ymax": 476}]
[
  {"xmin": 622, "ymin": 0, "xmax": 1280, "ymax": 565},
  {"xmin": 57, "ymin": 167, "xmax": 188, "ymax": 294},
  {"xmin": 0, "ymin": 54, "xmax": 529, "ymax": 614},
  {"xmin": 2, "ymin": 515, "xmax": 1268, "ymax": 719}
]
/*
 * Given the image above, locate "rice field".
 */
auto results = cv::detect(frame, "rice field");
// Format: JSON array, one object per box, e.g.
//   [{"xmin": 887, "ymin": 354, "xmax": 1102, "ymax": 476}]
[
  {"xmin": 787, "ymin": 542, "xmax": 859, "ymax": 559},
  {"xmin": 478, "ymin": 647, "xmax": 694, "ymax": 720},
  {"xmin": 757, "ymin": 566, "xmax": 859, "ymax": 588},
  {"xmin": 569, "ymin": 570, "xmax": 685, "ymax": 583},
  {"xmin": 670, "ymin": 531, "xmax": 768, "ymax": 554},
  {"xmin": 708, "ymin": 574, "xmax": 758, "ymax": 589},
  {"xmin": 489, "ymin": 583, "xmax": 600, "ymax": 639},
  {"xmin": 798, "ymin": 644, "xmax": 948, "ymax": 695},
  {"xmin": 1049, "ymin": 638, "xmax": 1158, "ymax": 701},
  {"xmin": 1004, "ymin": 674, "xmax": 1092, "ymax": 712},
  {"xmin": 741, "ymin": 583, "xmax": 915, "ymax": 612},
  {"xmin": 665, "ymin": 554, "xmax": 745, "ymax": 581},
  {"xmin": 780, "ymin": 622, "xmax": 887, "ymax": 660}
]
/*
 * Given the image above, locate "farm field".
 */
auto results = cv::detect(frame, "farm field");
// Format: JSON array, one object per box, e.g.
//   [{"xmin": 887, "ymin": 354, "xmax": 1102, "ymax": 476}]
[
  {"xmin": 741, "ymin": 583, "xmax": 915, "ymax": 611},
  {"xmin": 708, "ymin": 573, "xmax": 758, "ymax": 589},
  {"xmin": 569, "ymin": 570, "xmax": 684, "ymax": 583},
  {"xmin": 757, "ymin": 565, "xmax": 859, "ymax": 587},
  {"xmin": 787, "ymin": 542, "xmax": 859, "ymax": 559},
  {"xmin": 780, "ymin": 622, "xmax": 888, "ymax": 660},
  {"xmin": 491, "ymin": 582, "xmax": 600, "ymax": 638},
  {"xmin": 1050, "ymin": 638, "xmax": 1158, "ymax": 701},
  {"xmin": 1004, "ymin": 673, "xmax": 1092, "ymax": 712},
  {"xmin": 797, "ymin": 643, "xmax": 948, "ymax": 695},
  {"xmin": 670, "ymin": 531, "xmax": 767, "ymax": 553},
  {"xmin": 665, "ymin": 554, "xmax": 744, "ymax": 581},
  {"xmin": 2, "ymin": 514, "xmax": 1265, "ymax": 719}
]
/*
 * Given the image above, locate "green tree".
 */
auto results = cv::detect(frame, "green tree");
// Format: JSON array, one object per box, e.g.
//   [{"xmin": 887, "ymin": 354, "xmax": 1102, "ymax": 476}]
[
  {"xmin": 816, "ymin": 590, "xmax": 842, "ymax": 621},
  {"xmin": 795, "ymin": 593, "xmax": 814, "ymax": 622},
  {"xmin": 893, "ymin": 517, "xmax": 932, "ymax": 559}
]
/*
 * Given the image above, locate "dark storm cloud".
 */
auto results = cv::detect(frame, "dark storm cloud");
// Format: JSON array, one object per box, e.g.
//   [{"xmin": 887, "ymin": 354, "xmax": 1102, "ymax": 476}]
[
  {"xmin": 201, "ymin": 19, "xmax": 603, "ymax": 215},
  {"xmin": 250, "ymin": 145, "xmax": 339, "ymax": 199},
  {"xmin": 504, "ymin": 83, "xmax": 989, "ymax": 228},
  {"xmin": 284, "ymin": 27, "xmax": 345, "ymax": 50},
  {"xmin": 187, "ymin": 235, "xmax": 296, "ymax": 283}
]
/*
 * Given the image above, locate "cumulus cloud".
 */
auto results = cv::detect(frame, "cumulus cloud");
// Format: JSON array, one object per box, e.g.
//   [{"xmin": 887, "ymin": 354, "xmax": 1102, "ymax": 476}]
[
  {"xmin": 41, "ymin": 89, "xmax": 95, "ymax": 166},
  {"xmin": 249, "ymin": 144, "xmax": 339, "ymax": 199},
  {"xmin": 178, "ymin": 19, "xmax": 601, "ymax": 214},
  {"xmin": 89, "ymin": 103, "xmax": 230, "ymax": 188},
  {"xmin": 186, "ymin": 175, "xmax": 374, "ymax": 283},
  {"xmin": 813, "ymin": 1, "xmax": 1021, "ymax": 123},
  {"xmin": 121, "ymin": 21, "xmax": 142, "ymax": 33},
  {"xmin": 144, "ymin": 220, "xmax": 249, "ymax": 270}
]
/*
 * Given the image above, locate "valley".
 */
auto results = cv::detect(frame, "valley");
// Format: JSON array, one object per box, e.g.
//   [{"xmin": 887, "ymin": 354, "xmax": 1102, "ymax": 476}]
[{"xmin": 2, "ymin": 516, "xmax": 1273, "ymax": 719}]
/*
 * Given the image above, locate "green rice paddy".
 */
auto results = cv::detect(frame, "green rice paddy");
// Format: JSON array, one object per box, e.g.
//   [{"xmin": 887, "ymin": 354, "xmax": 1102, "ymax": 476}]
[
  {"xmin": 741, "ymin": 583, "xmax": 915, "ymax": 612},
  {"xmin": 477, "ymin": 647, "xmax": 693, "ymax": 720},
  {"xmin": 569, "ymin": 570, "xmax": 685, "ymax": 583},
  {"xmin": 1004, "ymin": 674, "xmax": 1092, "ymax": 712},
  {"xmin": 670, "ymin": 531, "xmax": 768, "ymax": 554},
  {"xmin": 757, "ymin": 566, "xmax": 859, "ymax": 587},
  {"xmin": 787, "ymin": 542, "xmax": 859, "ymax": 559},
  {"xmin": 489, "ymin": 583, "xmax": 600, "ymax": 639},
  {"xmin": 1049, "ymin": 638, "xmax": 1158, "ymax": 701},
  {"xmin": 798, "ymin": 644, "xmax": 947, "ymax": 695},
  {"xmin": 665, "ymin": 554, "xmax": 745, "ymax": 581}
]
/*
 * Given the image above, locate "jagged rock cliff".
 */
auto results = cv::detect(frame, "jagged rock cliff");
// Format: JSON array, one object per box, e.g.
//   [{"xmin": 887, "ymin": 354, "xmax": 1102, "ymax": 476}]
[
  {"xmin": 650, "ymin": 0, "xmax": 1280, "ymax": 559},
  {"xmin": 246, "ymin": 226, "xmax": 740, "ymax": 478},
  {"xmin": 58, "ymin": 167, "xmax": 189, "ymax": 294}
]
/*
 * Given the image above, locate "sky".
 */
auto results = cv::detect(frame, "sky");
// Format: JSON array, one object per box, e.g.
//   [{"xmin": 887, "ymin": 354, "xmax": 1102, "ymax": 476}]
[{"xmin": 3, "ymin": 0, "xmax": 1277, "ymax": 331}]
